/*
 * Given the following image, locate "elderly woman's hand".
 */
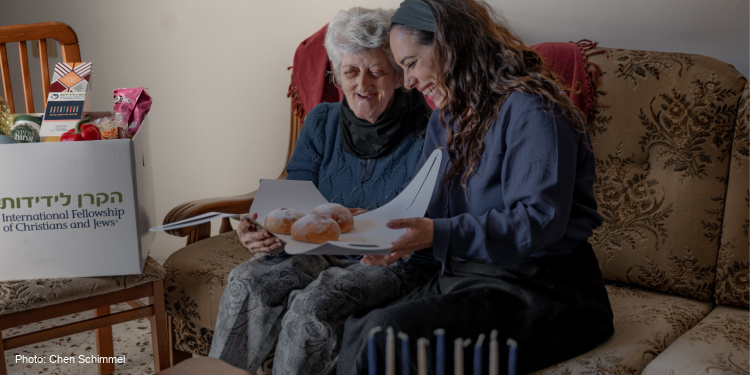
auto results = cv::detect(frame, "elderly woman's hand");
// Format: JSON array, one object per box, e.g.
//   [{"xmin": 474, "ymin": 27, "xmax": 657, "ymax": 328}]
[
  {"xmin": 237, "ymin": 213, "xmax": 285, "ymax": 254},
  {"xmin": 348, "ymin": 207, "xmax": 368, "ymax": 216},
  {"xmin": 360, "ymin": 217, "xmax": 433, "ymax": 266}
]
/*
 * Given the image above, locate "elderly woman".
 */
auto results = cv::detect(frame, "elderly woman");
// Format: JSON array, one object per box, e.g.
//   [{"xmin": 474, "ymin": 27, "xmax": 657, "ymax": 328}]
[{"xmin": 208, "ymin": 7, "xmax": 438, "ymax": 375}]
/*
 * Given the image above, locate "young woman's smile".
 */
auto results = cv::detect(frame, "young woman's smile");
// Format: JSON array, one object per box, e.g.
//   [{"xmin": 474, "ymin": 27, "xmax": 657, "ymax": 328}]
[{"xmin": 390, "ymin": 26, "xmax": 445, "ymax": 108}]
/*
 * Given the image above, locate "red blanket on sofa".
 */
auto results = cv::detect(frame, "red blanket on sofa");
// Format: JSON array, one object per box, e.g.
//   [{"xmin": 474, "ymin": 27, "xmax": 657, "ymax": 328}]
[
  {"xmin": 288, "ymin": 28, "xmax": 603, "ymax": 125},
  {"xmin": 287, "ymin": 24, "xmax": 341, "ymax": 126},
  {"xmin": 531, "ymin": 40, "xmax": 604, "ymax": 123}
]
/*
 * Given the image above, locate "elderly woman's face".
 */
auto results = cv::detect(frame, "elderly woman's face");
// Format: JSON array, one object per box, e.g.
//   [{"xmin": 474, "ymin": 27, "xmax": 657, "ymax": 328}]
[
  {"xmin": 389, "ymin": 26, "xmax": 444, "ymax": 108},
  {"xmin": 340, "ymin": 49, "xmax": 403, "ymax": 123}
]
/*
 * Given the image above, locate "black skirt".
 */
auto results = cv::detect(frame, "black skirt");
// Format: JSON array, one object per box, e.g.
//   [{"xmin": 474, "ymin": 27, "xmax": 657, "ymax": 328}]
[{"xmin": 336, "ymin": 242, "xmax": 614, "ymax": 375}]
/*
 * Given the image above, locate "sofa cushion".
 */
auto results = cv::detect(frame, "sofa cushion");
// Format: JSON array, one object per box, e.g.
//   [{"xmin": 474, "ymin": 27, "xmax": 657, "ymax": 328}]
[
  {"xmin": 715, "ymin": 82, "xmax": 750, "ymax": 308},
  {"xmin": 163, "ymin": 231, "xmax": 261, "ymax": 355},
  {"xmin": 586, "ymin": 48, "xmax": 748, "ymax": 301},
  {"xmin": 533, "ymin": 282, "xmax": 713, "ymax": 375},
  {"xmin": 641, "ymin": 305, "xmax": 749, "ymax": 375}
]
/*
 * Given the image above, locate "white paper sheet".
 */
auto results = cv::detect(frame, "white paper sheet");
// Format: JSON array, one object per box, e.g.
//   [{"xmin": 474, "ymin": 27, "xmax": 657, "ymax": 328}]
[
  {"xmin": 149, "ymin": 211, "xmax": 243, "ymax": 232},
  {"xmin": 152, "ymin": 149, "xmax": 442, "ymax": 256}
]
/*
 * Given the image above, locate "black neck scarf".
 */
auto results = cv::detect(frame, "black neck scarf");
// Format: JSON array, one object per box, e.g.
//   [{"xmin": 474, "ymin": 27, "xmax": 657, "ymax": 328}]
[{"xmin": 339, "ymin": 88, "xmax": 432, "ymax": 159}]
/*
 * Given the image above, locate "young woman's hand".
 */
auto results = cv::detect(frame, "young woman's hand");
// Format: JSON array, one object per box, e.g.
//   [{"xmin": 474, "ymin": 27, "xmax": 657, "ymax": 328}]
[
  {"xmin": 237, "ymin": 213, "xmax": 285, "ymax": 254},
  {"xmin": 387, "ymin": 216, "xmax": 434, "ymax": 253},
  {"xmin": 360, "ymin": 217, "xmax": 433, "ymax": 266}
]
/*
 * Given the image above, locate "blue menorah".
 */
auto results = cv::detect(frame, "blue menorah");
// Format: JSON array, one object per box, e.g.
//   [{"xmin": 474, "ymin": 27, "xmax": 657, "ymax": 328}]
[{"xmin": 367, "ymin": 327, "xmax": 518, "ymax": 375}]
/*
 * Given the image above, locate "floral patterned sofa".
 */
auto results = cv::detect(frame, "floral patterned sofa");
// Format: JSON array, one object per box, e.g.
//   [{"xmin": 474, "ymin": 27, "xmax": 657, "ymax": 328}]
[
  {"xmin": 533, "ymin": 47, "xmax": 749, "ymax": 374},
  {"xmin": 160, "ymin": 45, "xmax": 748, "ymax": 374}
]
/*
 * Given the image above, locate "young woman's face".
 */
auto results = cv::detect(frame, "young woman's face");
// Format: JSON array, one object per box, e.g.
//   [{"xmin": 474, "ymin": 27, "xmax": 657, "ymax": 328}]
[
  {"xmin": 339, "ymin": 49, "xmax": 403, "ymax": 123},
  {"xmin": 389, "ymin": 26, "xmax": 445, "ymax": 108}
]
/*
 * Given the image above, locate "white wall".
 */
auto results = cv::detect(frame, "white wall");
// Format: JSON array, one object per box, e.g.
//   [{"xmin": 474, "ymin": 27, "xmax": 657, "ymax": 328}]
[{"xmin": 1, "ymin": 0, "xmax": 747, "ymax": 262}]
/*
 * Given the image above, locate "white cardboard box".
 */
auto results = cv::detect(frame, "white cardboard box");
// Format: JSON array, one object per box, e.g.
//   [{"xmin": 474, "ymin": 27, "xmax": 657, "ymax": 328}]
[{"xmin": 0, "ymin": 117, "xmax": 155, "ymax": 281}]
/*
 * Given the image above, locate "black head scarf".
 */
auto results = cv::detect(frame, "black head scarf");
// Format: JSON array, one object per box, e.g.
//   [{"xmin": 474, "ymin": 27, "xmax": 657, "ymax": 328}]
[
  {"xmin": 391, "ymin": 0, "xmax": 435, "ymax": 32},
  {"xmin": 339, "ymin": 88, "xmax": 432, "ymax": 159}
]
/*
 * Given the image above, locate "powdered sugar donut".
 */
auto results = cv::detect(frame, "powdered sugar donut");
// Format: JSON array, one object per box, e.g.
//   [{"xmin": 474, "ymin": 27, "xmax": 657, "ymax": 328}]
[
  {"xmin": 311, "ymin": 203, "xmax": 353, "ymax": 233},
  {"xmin": 264, "ymin": 208, "xmax": 305, "ymax": 235},
  {"xmin": 290, "ymin": 213, "xmax": 341, "ymax": 244}
]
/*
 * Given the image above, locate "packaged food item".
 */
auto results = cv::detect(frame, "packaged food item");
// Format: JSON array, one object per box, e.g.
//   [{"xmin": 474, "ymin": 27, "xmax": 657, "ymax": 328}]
[
  {"xmin": 39, "ymin": 62, "xmax": 93, "ymax": 139},
  {"xmin": 95, "ymin": 115, "xmax": 127, "ymax": 139},
  {"xmin": 0, "ymin": 95, "xmax": 10, "ymax": 136},
  {"xmin": 9, "ymin": 114, "xmax": 42, "ymax": 143},
  {"xmin": 113, "ymin": 87, "xmax": 152, "ymax": 137}
]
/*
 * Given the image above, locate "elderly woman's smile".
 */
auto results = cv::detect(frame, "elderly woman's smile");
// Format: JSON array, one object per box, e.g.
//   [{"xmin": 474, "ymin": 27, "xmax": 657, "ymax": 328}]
[{"xmin": 339, "ymin": 49, "xmax": 403, "ymax": 123}]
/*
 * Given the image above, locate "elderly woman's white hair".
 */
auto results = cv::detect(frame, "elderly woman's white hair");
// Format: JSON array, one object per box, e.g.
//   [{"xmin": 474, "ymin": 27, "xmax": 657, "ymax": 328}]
[{"xmin": 324, "ymin": 7, "xmax": 401, "ymax": 85}]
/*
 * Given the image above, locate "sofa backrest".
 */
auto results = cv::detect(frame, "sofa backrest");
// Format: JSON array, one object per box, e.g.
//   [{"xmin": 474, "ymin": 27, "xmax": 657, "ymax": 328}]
[
  {"xmin": 715, "ymin": 82, "xmax": 749, "ymax": 307},
  {"xmin": 585, "ymin": 47, "xmax": 748, "ymax": 305}
]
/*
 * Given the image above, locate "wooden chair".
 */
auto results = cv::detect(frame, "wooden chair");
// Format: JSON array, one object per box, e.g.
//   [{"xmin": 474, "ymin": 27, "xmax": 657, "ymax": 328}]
[
  {"xmin": 0, "ymin": 21, "xmax": 81, "ymax": 113},
  {"xmin": 0, "ymin": 22, "xmax": 171, "ymax": 374}
]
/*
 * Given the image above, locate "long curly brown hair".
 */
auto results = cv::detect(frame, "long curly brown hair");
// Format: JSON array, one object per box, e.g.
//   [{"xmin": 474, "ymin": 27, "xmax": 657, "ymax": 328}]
[{"xmin": 396, "ymin": 0, "xmax": 586, "ymax": 189}]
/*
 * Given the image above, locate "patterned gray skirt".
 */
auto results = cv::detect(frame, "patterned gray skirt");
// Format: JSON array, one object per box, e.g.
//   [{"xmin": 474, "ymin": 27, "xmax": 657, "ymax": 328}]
[{"xmin": 209, "ymin": 253, "xmax": 438, "ymax": 375}]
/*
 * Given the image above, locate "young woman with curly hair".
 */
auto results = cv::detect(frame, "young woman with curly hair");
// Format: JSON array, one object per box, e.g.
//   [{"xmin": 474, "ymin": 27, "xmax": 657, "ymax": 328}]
[{"xmin": 338, "ymin": 0, "xmax": 614, "ymax": 373}]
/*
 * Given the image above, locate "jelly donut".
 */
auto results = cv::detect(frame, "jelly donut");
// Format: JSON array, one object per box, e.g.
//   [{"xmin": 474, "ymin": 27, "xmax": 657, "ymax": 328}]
[
  {"xmin": 263, "ymin": 208, "xmax": 305, "ymax": 235},
  {"xmin": 311, "ymin": 203, "xmax": 354, "ymax": 233},
  {"xmin": 290, "ymin": 213, "xmax": 341, "ymax": 244}
]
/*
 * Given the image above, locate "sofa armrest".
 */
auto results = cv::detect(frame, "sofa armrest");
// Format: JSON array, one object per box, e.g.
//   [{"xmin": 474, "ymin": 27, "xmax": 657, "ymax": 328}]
[{"xmin": 163, "ymin": 172, "xmax": 287, "ymax": 246}]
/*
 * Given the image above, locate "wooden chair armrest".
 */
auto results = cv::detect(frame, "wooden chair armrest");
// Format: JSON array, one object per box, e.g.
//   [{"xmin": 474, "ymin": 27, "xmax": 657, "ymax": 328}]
[
  {"xmin": 163, "ymin": 191, "xmax": 256, "ymax": 245},
  {"xmin": 163, "ymin": 172, "xmax": 287, "ymax": 246}
]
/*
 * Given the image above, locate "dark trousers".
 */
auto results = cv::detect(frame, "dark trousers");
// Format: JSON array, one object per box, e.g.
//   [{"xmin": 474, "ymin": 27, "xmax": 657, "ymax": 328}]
[{"xmin": 336, "ymin": 242, "xmax": 614, "ymax": 375}]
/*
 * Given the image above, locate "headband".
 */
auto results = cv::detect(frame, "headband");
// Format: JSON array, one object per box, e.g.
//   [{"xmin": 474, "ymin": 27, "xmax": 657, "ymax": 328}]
[{"xmin": 391, "ymin": 0, "xmax": 435, "ymax": 32}]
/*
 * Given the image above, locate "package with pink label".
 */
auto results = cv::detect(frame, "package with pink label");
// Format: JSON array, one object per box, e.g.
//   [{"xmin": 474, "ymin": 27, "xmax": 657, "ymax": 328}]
[{"xmin": 114, "ymin": 87, "xmax": 152, "ymax": 137}]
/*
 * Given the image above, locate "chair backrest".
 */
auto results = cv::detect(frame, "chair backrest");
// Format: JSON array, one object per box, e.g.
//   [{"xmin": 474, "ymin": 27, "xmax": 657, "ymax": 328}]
[
  {"xmin": 285, "ymin": 102, "xmax": 303, "ymax": 175},
  {"xmin": 0, "ymin": 21, "xmax": 81, "ymax": 113},
  {"xmin": 285, "ymin": 24, "xmax": 341, "ymax": 174}
]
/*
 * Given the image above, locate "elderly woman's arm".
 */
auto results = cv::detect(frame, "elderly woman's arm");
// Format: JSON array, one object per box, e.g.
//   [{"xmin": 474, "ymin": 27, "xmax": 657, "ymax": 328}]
[
  {"xmin": 237, "ymin": 213, "xmax": 285, "ymax": 254},
  {"xmin": 241, "ymin": 104, "xmax": 367, "ymax": 255},
  {"xmin": 238, "ymin": 106, "xmax": 331, "ymax": 255},
  {"xmin": 285, "ymin": 105, "xmax": 331, "ymax": 184}
]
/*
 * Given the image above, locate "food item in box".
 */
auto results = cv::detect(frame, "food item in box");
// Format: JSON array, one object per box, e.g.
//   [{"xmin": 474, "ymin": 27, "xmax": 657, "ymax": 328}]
[
  {"xmin": 0, "ymin": 95, "xmax": 10, "ymax": 136},
  {"xmin": 60, "ymin": 117, "xmax": 101, "ymax": 142},
  {"xmin": 9, "ymin": 114, "xmax": 42, "ymax": 143},
  {"xmin": 114, "ymin": 87, "xmax": 152, "ymax": 137},
  {"xmin": 95, "ymin": 115, "xmax": 127, "ymax": 139},
  {"xmin": 290, "ymin": 214, "xmax": 341, "ymax": 244}
]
